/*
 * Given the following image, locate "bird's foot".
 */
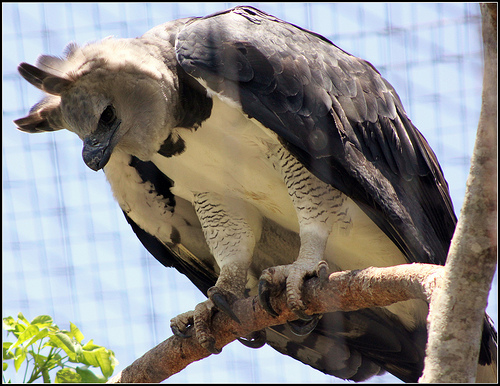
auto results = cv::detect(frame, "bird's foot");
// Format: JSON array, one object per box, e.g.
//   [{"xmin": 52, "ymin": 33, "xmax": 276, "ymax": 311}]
[
  {"xmin": 258, "ymin": 259, "xmax": 328, "ymax": 334},
  {"xmin": 207, "ymin": 285, "xmax": 241, "ymax": 323},
  {"xmin": 170, "ymin": 298, "xmax": 220, "ymax": 354},
  {"xmin": 170, "ymin": 285, "xmax": 243, "ymax": 354}
]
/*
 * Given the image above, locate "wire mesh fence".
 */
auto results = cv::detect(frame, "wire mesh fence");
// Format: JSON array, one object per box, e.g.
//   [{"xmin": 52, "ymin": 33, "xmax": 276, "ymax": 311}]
[{"xmin": 3, "ymin": 2, "xmax": 496, "ymax": 383}]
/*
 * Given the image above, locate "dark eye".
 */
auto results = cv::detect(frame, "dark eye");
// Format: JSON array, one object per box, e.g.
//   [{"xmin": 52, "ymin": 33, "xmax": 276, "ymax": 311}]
[{"xmin": 99, "ymin": 105, "xmax": 116, "ymax": 126}]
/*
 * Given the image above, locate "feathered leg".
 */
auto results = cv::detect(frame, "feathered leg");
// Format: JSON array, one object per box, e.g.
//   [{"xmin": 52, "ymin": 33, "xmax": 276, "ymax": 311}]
[
  {"xmin": 170, "ymin": 192, "xmax": 261, "ymax": 353},
  {"xmin": 259, "ymin": 147, "xmax": 348, "ymax": 329}
]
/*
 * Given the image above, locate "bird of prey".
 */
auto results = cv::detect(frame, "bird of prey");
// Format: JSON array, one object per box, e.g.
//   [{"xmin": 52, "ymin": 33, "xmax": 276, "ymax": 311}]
[{"xmin": 14, "ymin": 6, "xmax": 496, "ymax": 383}]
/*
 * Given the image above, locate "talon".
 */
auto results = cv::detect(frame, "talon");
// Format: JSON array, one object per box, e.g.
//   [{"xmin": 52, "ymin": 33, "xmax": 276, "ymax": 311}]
[
  {"xmin": 287, "ymin": 314, "xmax": 321, "ymax": 336},
  {"xmin": 292, "ymin": 308, "xmax": 314, "ymax": 321},
  {"xmin": 259, "ymin": 260, "xmax": 330, "ymax": 321},
  {"xmin": 237, "ymin": 330, "xmax": 267, "ymax": 348},
  {"xmin": 258, "ymin": 278, "xmax": 279, "ymax": 317},
  {"xmin": 317, "ymin": 260, "xmax": 329, "ymax": 285},
  {"xmin": 200, "ymin": 335, "xmax": 222, "ymax": 354},
  {"xmin": 211, "ymin": 291, "xmax": 241, "ymax": 324},
  {"xmin": 170, "ymin": 311, "xmax": 195, "ymax": 338},
  {"xmin": 171, "ymin": 323, "xmax": 193, "ymax": 338},
  {"xmin": 171, "ymin": 293, "xmax": 238, "ymax": 355}
]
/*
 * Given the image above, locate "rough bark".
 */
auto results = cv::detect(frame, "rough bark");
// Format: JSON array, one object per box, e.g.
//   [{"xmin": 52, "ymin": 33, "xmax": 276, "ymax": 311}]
[
  {"xmin": 419, "ymin": 3, "xmax": 497, "ymax": 383},
  {"xmin": 108, "ymin": 263, "xmax": 443, "ymax": 383}
]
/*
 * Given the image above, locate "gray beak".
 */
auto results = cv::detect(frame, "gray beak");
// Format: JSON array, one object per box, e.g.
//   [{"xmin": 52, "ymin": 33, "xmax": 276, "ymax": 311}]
[{"xmin": 82, "ymin": 120, "xmax": 121, "ymax": 171}]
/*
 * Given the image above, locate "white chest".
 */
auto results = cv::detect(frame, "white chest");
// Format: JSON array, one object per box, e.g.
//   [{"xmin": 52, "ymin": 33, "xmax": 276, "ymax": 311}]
[{"xmin": 150, "ymin": 96, "xmax": 299, "ymax": 230}]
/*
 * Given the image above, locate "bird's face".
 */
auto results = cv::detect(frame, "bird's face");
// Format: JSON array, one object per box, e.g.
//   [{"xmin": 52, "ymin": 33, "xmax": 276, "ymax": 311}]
[
  {"xmin": 14, "ymin": 39, "xmax": 179, "ymax": 171},
  {"xmin": 61, "ymin": 69, "xmax": 171, "ymax": 170}
]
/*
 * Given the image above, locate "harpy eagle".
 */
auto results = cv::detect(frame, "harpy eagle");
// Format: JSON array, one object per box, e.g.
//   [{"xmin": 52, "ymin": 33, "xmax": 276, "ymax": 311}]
[{"xmin": 14, "ymin": 6, "xmax": 496, "ymax": 382}]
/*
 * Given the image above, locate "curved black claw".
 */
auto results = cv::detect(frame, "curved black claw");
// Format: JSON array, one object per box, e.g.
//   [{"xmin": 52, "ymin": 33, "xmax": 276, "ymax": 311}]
[
  {"xmin": 237, "ymin": 330, "xmax": 267, "ymax": 348},
  {"xmin": 258, "ymin": 279, "xmax": 279, "ymax": 317},
  {"xmin": 292, "ymin": 308, "xmax": 314, "ymax": 321},
  {"xmin": 208, "ymin": 286, "xmax": 241, "ymax": 324},
  {"xmin": 171, "ymin": 323, "xmax": 193, "ymax": 339},
  {"xmin": 202, "ymin": 336, "xmax": 222, "ymax": 355},
  {"xmin": 170, "ymin": 311, "xmax": 195, "ymax": 338},
  {"xmin": 287, "ymin": 314, "xmax": 321, "ymax": 336}
]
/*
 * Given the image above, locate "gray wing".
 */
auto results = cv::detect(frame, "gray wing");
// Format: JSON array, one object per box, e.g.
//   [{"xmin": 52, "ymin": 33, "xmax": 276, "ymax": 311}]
[{"xmin": 174, "ymin": 6, "xmax": 457, "ymax": 265}]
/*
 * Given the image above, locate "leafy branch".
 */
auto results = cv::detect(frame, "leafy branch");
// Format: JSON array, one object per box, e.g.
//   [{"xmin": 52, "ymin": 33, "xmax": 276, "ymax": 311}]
[{"xmin": 2, "ymin": 313, "xmax": 117, "ymax": 383}]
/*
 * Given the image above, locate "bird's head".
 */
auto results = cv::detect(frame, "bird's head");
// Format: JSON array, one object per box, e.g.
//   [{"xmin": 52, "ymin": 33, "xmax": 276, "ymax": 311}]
[{"xmin": 14, "ymin": 38, "xmax": 180, "ymax": 171}]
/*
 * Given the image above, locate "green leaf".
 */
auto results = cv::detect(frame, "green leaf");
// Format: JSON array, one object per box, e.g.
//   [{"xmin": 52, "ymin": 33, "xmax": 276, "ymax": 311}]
[
  {"xmin": 3, "ymin": 316, "xmax": 25, "ymax": 338},
  {"xmin": 69, "ymin": 322, "xmax": 85, "ymax": 344},
  {"xmin": 3, "ymin": 361, "xmax": 8, "ymax": 371},
  {"xmin": 49, "ymin": 332, "xmax": 77, "ymax": 361},
  {"xmin": 76, "ymin": 366, "xmax": 107, "ymax": 383},
  {"xmin": 81, "ymin": 339, "xmax": 99, "ymax": 351},
  {"xmin": 81, "ymin": 346, "xmax": 116, "ymax": 378},
  {"xmin": 17, "ymin": 312, "xmax": 29, "ymax": 326},
  {"xmin": 3, "ymin": 342, "xmax": 14, "ymax": 349},
  {"xmin": 55, "ymin": 368, "xmax": 82, "ymax": 383},
  {"xmin": 8, "ymin": 324, "xmax": 39, "ymax": 352},
  {"xmin": 4, "ymin": 313, "xmax": 117, "ymax": 381},
  {"xmin": 13, "ymin": 347, "xmax": 26, "ymax": 372},
  {"xmin": 31, "ymin": 315, "xmax": 53, "ymax": 327},
  {"xmin": 26, "ymin": 327, "xmax": 49, "ymax": 349},
  {"xmin": 109, "ymin": 351, "xmax": 119, "ymax": 368},
  {"xmin": 80, "ymin": 347, "xmax": 100, "ymax": 368},
  {"xmin": 32, "ymin": 352, "xmax": 48, "ymax": 367},
  {"xmin": 96, "ymin": 353, "xmax": 112, "ymax": 378},
  {"xmin": 2, "ymin": 316, "xmax": 16, "ymax": 332},
  {"xmin": 3, "ymin": 342, "xmax": 15, "ymax": 360}
]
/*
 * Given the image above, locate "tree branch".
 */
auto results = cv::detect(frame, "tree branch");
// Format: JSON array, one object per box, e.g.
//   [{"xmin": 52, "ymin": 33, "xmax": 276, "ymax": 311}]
[
  {"xmin": 108, "ymin": 263, "xmax": 443, "ymax": 383},
  {"xmin": 419, "ymin": 4, "xmax": 497, "ymax": 383}
]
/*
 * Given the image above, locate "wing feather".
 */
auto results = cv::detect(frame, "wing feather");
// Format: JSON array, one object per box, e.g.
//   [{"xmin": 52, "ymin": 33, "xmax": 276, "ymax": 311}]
[{"xmin": 175, "ymin": 5, "xmax": 457, "ymax": 264}]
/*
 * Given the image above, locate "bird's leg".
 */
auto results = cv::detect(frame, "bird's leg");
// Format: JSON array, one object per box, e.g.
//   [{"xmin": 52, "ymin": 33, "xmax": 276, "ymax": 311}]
[
  {"xmin": 171, "ymin": 192, "xmax": 260, "ymax": 353},
  {"xmin": 260, "ymin": 148, "xmax": 346, "ymax": 331},
  {"xmin": 259, "ymin": 226, "xmax": 332, "ymax": 335}
]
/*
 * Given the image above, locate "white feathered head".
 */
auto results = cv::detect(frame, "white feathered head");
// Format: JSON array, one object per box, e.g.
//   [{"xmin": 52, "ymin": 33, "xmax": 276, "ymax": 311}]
[{"xmin": 15, "ymin": 37, "xmax": 180, "ymax": 170}]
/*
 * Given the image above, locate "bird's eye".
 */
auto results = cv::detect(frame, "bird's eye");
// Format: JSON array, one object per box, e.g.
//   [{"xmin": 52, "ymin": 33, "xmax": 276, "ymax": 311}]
[{"xmin": 99, "ymin": 105, "xmax": 116, "ymax": 126}]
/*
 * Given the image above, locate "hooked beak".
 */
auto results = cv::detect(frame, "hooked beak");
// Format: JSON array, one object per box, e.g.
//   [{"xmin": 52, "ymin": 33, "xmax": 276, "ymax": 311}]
[{"xmin": 82, "ymin": 120, "xmax": 121, "ymax": 171}]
